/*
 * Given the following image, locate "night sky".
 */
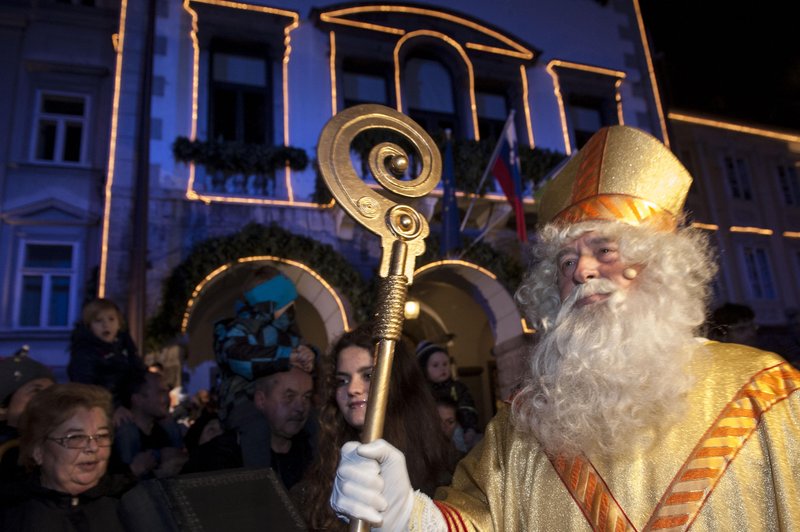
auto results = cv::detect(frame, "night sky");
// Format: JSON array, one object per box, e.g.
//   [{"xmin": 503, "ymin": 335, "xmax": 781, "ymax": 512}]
[{"xmin": 639, "ymin": 1, "xmax": 800, "ymax": 131}]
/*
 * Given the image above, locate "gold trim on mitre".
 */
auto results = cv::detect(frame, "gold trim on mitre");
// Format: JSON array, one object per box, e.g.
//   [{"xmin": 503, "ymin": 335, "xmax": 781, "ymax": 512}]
[{"xmin": 538, "ymin": 126, "xmax": 692, "ymax": 230}]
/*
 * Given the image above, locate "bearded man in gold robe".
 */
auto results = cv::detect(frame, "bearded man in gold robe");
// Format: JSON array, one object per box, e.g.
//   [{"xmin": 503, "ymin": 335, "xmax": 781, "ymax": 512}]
[{"xmin": 330, "ymin": 126, "xmax": 800, "ymax": 531}]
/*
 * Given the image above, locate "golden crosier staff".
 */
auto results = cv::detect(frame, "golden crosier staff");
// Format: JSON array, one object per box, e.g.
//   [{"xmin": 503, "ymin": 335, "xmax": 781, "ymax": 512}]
[{"xmin": 317, "ymin": 104, "xmax": 442, "ymax": 532}]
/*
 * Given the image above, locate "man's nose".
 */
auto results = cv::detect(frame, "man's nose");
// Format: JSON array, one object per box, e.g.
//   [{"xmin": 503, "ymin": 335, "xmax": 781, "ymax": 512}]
[{"xmin": 574, "ymin": 255, "xmax": 598, "ymax": 284}]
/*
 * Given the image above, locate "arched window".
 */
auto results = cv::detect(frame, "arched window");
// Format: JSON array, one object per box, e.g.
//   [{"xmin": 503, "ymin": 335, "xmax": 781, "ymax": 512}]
[{"xmin": 404, "ymin": 56, "xmax": 459, "ymax": 138}]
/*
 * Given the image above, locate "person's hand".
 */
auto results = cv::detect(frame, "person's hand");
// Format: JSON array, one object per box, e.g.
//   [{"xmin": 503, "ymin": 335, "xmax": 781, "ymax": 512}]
[
  {"xmin": 290, "ymin": 345, "xmax": 314, "ymax": 372},
  {"xmin": 129, "ymin": 450, "xmax": 157, "ymax": 478},
  {"xmin": 112, "ymin": 406, "xmax": 134, "ymax": 427},
  {"xmin": 330, "ymin": 440, "xmax": 414, "ymax": 532},
  {"xmin": 154, "ymin": 447, "xmax": 188, "ymax": 478}
]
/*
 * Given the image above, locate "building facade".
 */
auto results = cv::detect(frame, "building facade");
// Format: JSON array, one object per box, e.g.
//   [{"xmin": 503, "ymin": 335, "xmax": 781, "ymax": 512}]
[
  {"xmin": 670, "ymin": 112, "xmax": 800, "ymax": 334},
  {"xmin": 8, "ymin": 0, "xmax": 793, "ymax": 425}
]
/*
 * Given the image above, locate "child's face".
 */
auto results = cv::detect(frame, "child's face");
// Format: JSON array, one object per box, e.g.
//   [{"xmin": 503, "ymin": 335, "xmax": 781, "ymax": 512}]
[
  {"xmin": 90, "ymin": 309, "xmax": 120, "ymax": 343},
  {"xmin": 426, "ymin": 351, "xmax": 451, "ymax": 383},
  {"xmin": 437, "ymin": 404, "xmax": 458, "ymax": 439}
]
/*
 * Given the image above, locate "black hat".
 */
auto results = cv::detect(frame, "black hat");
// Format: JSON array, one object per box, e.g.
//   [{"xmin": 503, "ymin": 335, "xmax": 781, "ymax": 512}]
[
  {"xmin": 0, "ymin": 350, "xmax": 55, "ymax": 405},
  {"xmin": 416, "ymin": 340, "xmax": 447, "ymax": 370}
]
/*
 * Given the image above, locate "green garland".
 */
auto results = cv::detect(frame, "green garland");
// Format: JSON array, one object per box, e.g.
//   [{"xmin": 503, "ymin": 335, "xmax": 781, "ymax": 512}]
[
  {"xmin": 172, "ymin": 136, "xmax": 309, "ymax": 193},
  {"xmin": 418, "ymin": 232, "xmax": 525, "ymax": 293},
  {"xmin": 315, "ymin": 133, "xmax": 565, "ymax": 199},
  {"xmin": 146, "ymin": 223, "xmax": 370, "ymax": 350}
]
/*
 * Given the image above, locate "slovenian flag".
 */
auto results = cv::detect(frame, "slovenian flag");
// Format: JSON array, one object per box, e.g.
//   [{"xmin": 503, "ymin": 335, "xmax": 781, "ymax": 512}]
[{"xmin": 488, "ymin": 113, "xmax": 527, "ymax": 242}]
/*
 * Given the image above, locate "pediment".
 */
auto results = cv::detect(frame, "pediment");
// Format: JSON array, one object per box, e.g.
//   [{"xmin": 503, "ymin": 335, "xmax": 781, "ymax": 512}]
[
  {"xmin": 1, "ymin": 199, "xmax": 97, "ymax": 226},
  {"xmin": 315, "ymin": 4, "xmax": 538, "ymax": 62}
]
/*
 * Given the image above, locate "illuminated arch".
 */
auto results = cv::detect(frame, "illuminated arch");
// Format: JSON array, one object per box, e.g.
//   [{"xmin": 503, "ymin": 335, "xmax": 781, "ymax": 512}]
[
  {"xmin": 181, "ymin": 256, "xmax": 351, "ymax": 362},
  {"xmin": 412, "ymin": 259, "xmax": 527, "ymax": 400}
]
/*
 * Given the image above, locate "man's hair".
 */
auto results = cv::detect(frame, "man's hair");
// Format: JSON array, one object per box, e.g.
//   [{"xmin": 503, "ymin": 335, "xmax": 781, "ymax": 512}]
[
  {"xmin": 81, "ymin": 298, "xmax": 124, "ymax": 327},
  {"xmin": 516, "ymin": 220, "xmax": 717, "ymax": 333},
  {"xmin": 711, "ymin": 302, "xmax": 755, "ymax": 326},
  {"xmin": 19, "ymin": 383, "xmax": 113, "ymax": 470},
  {"xmin": 253, "ymin": 371, "xmax": 282, "ymax": 397},
  {"xmin": 119, "ymin": 369, "xmax": 156, "ymax": 409},
  {"xmin": 512, "ymin": 220, "xmax": 718, "ymax": 457}
]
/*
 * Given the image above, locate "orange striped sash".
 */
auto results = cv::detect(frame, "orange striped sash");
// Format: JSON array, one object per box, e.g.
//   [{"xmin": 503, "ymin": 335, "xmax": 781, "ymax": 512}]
[
  {"xmin": 645, "ymin": 362, "xmax": 800, "ymax": 531},
  {"xmin": 548, "ymin": 362, "xmax": 800, "ymax": 532},
  {"xmin": 552, "ymin": 454, "xmax": 636, "ymax": 532}
]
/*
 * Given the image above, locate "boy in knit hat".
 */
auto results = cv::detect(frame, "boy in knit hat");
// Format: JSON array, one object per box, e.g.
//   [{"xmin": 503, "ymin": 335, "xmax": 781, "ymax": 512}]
[
  {"xmin": 213, "ymin": 266, "xmax": 316, "ymax": 467},
  {"xmin": 416, "ymin": 340, "xmax": 479, "ymax": 450}
]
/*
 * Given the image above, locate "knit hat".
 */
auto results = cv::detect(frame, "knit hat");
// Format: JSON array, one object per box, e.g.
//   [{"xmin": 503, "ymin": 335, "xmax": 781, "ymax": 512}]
[
  {"xmin": 244, "ymin": 273, "xmax": 298, "ymax": 309},
  {"xmin": 0, "ymin": 350, "xmax": 55, "ymax": 405},
  {"xmin": 416, "ymin": 340, "xmax": 447, "ymax": 370}
]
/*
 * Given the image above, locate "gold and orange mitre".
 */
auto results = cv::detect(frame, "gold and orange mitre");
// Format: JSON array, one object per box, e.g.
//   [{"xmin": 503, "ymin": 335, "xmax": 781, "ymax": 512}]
[{"xmin": 537, "ymin": 125, "xmax": 692, "ymax": 230}]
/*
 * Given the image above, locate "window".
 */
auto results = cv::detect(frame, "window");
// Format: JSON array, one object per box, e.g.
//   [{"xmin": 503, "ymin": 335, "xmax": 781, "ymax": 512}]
[
  {"xmin": 209, "ymin": 46, "xmax": 271, "ymax": 144},
  {"xmin": 342, "ymin": 63, "xmax": 390, "ymax": 108},
  {"xmin": 31, "ymin": 92, "xmax": 88, "ymax": 164},
  {"xmin": 776, "ymin": 163, "xmax": 800, "ymax": 206},
  {"xmin": 16, "ymin": 242, "xmax": 77, "ymax": 328},
  {"xmin": 723, "ymin": 155, "xmax": 753, "ymax": 200},
  {"xmin": 566, "ymin": 94, "xmax": 614, "ymax": 149},
  {"xmin": 548, "ymin": 64, "xmax": 621, "ymax": 151},
  {"xmin": 405, "ymin": 56, "xmax": 459, "ymax": 137},
  {"xmin": 476, "ymin": 89, "xmax": 508, "ymax": 141},
  {"xmin": 741, "ymin": 246, "xmax": 775, "ymax": 299}
]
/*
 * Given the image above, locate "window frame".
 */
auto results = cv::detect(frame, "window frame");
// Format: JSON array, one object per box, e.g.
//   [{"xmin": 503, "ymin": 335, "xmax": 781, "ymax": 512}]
[
  {"xmin": 722, "ymin": 154, "xmax": 754, "ymax": 201},
  {"xmin": 13, "ymin": 240, "xmax": 80, "ymax": 330},
  {"xmin": 403, "ymin": 53, "xmax": 461, "ymax": 139},
  {"xmin": 548, "ymin": 64, "xmax": 622, "ymax": 151},
  {"xmin": 340, "ymin": 59, "xmax": 393, "ymax": 109},
  {"xmin": 739, "ymin": 244, "xmax": 776, "ymax": 300},
  {"xmin": 776, "ymin": 161, "xmax": 800, "ymax": 206},
  {"xmin": 29, "ymin": 90, "xmax": 91, "ymax": 167},
  {"xmin": 207, "ymin": 40, "xmax": 273, "ymax": 145}
]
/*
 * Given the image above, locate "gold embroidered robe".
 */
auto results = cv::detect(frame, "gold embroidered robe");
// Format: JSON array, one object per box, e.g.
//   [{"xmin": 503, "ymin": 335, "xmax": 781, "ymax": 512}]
[{"xmin": 434, "ymin": 342, "xmax": 800, "ymax": 531}]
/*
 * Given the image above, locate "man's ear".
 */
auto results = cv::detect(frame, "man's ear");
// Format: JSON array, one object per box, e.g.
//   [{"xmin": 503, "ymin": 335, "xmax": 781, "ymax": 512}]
[
  {"xmin": 33, "ymin": 444, "xmax": 44, "ymax": 466},
  {"xmin": 253, "ymin": 389, "xmax": 265, "ymax": 410}
]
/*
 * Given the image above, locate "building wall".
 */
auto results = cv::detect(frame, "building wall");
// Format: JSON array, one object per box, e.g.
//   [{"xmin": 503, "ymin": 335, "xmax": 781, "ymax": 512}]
[
  {"xmin": 0, "ymin": 0, "xmax": 674, "ymax": 395},
  {"xmin": 671, "ymin": 115, "xmax": 800, "ymax": 327}
]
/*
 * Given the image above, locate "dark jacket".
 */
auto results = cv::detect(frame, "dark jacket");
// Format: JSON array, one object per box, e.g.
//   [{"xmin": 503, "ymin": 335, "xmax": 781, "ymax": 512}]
[
  {"xmin": 67, "ymin": 325, "xmax": 145, "ymax": 407},
  {"xmin": 0, "ymin": 473, "xmax": 135, "ymax": 532}
]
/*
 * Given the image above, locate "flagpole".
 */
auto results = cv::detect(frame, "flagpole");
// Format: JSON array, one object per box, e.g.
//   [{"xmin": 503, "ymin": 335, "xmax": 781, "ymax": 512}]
[
  {"xmin": 459, "ymin": 110, "xmax": 516, "ymax": 232},
  {"xmin": 457, "ymin": 204, "xmax": 513, "ymax": 259}
]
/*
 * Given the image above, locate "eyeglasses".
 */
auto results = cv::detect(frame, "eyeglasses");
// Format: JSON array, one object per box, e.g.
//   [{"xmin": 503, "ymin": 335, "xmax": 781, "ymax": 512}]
[{"xmin": 47, "ymin": 433, "xmax": 113, "ymax": 449}]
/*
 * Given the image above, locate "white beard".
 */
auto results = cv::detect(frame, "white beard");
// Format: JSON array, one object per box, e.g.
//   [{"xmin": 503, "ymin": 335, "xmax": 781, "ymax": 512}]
[{"xmin": 515, "ymin": 278, "xmax": 698, "ymax": 458}]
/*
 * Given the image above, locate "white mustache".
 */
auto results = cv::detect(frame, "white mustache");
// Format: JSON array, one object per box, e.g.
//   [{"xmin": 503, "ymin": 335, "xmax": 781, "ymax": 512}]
[{"xmin": 561, "ymin": 279, "xmax": 620, "ymax": 312}]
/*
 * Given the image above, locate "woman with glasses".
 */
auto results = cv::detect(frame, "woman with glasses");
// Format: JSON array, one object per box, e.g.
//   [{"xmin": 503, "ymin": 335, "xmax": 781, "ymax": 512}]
[{"xmin": 0, "ymin": 383, "xmax": 135, "ymax": 531}]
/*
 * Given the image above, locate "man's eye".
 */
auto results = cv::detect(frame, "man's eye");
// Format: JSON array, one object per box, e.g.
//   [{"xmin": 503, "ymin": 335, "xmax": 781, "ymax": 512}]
[{"xmin": 559, "ymin": 259, "xmax": 575, "ymax": 273}]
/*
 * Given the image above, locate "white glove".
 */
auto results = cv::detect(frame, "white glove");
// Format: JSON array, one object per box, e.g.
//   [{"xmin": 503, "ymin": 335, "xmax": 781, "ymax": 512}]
[{"xmin": 330, "ymin": 439, "xmax": 414, "ymax": 532}]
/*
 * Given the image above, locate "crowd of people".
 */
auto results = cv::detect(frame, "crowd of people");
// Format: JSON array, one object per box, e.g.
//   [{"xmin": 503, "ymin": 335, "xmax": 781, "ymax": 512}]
[
  {"xmin": 0, "ymin": 266, "xmax": 476, "ymax": 530},
  {"xmin": 1, "ymin": 124, "xmax": 798, "ymax": 531}
]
